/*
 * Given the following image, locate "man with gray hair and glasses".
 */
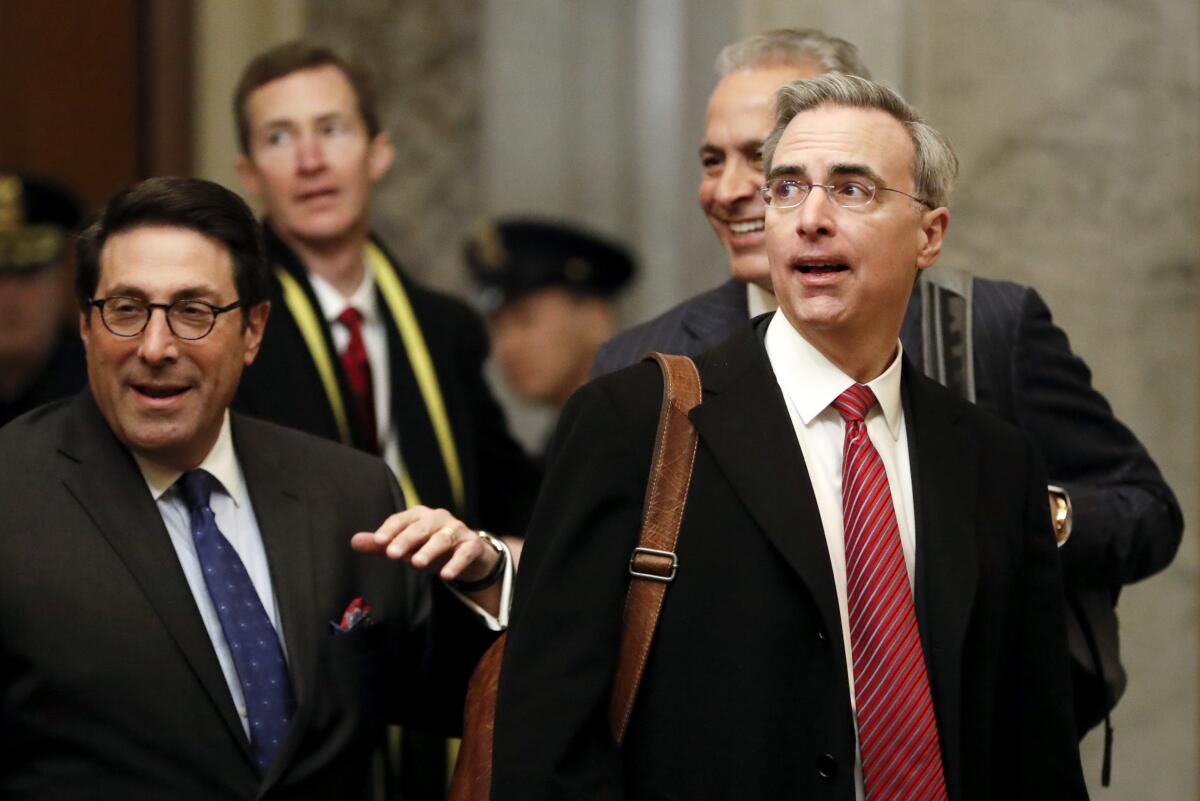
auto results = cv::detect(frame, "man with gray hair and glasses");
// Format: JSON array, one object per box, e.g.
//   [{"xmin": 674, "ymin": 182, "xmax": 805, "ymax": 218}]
[
  {"xmin": 593, "ymin": 30, "xmax": 1182, "ymax": 768},
  {"xmin": 494, "ymin": 73, "xmax": 1088, "ymax": 801}
]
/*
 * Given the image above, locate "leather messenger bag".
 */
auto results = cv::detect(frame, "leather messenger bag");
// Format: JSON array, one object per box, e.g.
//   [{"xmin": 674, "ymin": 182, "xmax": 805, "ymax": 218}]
[{"xmin": 448, "ymin": 352, "xmax": 703, "ymax": 800}]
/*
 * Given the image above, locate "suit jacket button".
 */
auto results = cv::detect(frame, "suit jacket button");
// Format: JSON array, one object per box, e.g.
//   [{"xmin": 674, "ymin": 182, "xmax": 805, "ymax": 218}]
[
  {"xmin": 816, "ymin": 753, "xmax": 838, "ymax": 781},
  {"xmin": 816, "ymin": 627, "xmax": 827, "ymax": 641}
]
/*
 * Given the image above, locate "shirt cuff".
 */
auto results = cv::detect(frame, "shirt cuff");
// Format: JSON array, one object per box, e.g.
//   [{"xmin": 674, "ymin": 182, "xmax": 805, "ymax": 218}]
[{"xmin": 444, "ymin": 536, "xmax": 513, "ymax": 631}]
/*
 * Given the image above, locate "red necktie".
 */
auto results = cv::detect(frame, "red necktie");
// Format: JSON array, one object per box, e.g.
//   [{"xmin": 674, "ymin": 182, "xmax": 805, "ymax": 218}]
[
  {"xmin": 834, "ymin": 384, "xmax": 947, "ymax": 801},
  {"xmin": 337, "ymin": 307, "xmax": 379, "ymax": 453}
]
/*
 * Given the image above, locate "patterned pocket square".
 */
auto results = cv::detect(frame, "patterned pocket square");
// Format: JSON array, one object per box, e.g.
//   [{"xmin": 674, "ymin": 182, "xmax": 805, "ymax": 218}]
[{"xmin": 331, "ymin": 596, "xmax": 374, "ymax": 633}]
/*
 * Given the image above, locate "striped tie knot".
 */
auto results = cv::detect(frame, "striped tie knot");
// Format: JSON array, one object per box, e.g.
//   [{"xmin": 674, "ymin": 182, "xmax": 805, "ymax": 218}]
[{"xmin": 833, "ymin": 384, "xmax": 878, "ymax": 424}]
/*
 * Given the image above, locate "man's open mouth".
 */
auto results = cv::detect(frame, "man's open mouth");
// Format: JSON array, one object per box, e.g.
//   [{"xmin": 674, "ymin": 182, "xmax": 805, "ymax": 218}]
[
  {"xmin": 297, "ymin": 188, "xmax": 338, "ymax": 202},
  {"xmin": 134, "ymin": 384, "xmax": 189, "ymax": 399},
  {"xmin": 797, "ymin": 263, "xmax": 849, "ymax": 274}
]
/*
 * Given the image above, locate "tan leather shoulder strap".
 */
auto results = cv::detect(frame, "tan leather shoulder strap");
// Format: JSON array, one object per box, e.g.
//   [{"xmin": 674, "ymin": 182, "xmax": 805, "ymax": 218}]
[
  {"xmin": 608, "ymin": 352, "xmax": 702, "ymax": 742},
  {"xmin": 448, "ymin": 353, "xmax": 702, "ymax": 799}
]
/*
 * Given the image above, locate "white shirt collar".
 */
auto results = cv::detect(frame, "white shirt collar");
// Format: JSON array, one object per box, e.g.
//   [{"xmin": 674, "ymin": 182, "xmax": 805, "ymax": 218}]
[
  {"xmin": 764, "ymin": 311, "xmax": 905, "ymax": 440},
  {"xmin": 746, "ymin": 282, "xmax": 779, "ymax": 318},
  {"xmin": 308, "ymin": 259, "xmax": 379, "ymax": 325},
  {"xmin": 133, "ymin": 411, "xmax": 245, "ymax": 505}
]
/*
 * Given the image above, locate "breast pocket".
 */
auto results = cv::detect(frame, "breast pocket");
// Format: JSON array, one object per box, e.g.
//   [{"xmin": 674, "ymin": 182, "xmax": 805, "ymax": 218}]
[{"xmin": 324, "ymin": 621, "xmax": 391, "ymax": 730}]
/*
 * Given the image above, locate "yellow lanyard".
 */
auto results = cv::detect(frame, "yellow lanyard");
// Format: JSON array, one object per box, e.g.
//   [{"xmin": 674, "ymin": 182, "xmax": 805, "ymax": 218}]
[{"xmin": 274, "ymin": 245, "xmax": 464, "ymax": 511}]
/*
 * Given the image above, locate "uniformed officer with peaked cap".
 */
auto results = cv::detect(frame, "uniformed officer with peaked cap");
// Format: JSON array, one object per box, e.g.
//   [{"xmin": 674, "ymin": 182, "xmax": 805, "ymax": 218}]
[
  {"xmin": 465, "ymin": 218, "xmax": 635, "ymax": 417},
  {"xmin": 0, "ymin": 172, "xmax": 87, "ymax": 427}
]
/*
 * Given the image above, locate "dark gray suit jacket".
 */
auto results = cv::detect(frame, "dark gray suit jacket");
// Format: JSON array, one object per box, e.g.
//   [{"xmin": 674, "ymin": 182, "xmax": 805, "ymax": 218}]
[
  {"xmin": 592, "ymin": 273, "xmax": 1182, "ymax": 730},
  {"xmin": 496, "ymin": 321, "xmax": 1088, "ymax": 800},
  {"xmin": 0, "ymin": 392, "xmax": 495, "ymax": 800}
]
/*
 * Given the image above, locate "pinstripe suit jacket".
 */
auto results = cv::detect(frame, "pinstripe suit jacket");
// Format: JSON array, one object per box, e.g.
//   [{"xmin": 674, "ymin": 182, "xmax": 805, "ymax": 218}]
[{"xmin": 592, "ymin": 270, "xmax": 1183, "ymax": 730}]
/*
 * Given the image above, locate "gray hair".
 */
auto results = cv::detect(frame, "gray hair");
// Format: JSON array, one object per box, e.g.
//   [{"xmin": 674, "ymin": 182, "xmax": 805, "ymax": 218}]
[
  {"xmin": 761, "ymin": 73, "xmax": 958, "ymax": 209},
  {"xmin": 715, "ymin": 29, "xmax": 871, "ymax": 79}
]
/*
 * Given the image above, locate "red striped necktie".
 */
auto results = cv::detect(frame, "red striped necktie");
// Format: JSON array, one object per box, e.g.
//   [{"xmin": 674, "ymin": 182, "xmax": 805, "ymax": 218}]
[
  {"xmin": 337, "ymin": 307, "xmax": 379, "ymax": 453},
  {"xmin": 834, "ymin": 384, "xmax": 948, "ymax": 801}
]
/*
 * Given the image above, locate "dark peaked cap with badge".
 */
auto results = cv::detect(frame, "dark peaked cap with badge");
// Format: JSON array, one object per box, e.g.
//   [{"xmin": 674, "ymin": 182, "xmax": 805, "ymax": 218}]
[
  {"xmin": 0, "ymin": 173, "xmax": 84, "ymax": 273},
  {"xmin": 465, "ymin": 218, "xmax": 635, "ymax": 314}
]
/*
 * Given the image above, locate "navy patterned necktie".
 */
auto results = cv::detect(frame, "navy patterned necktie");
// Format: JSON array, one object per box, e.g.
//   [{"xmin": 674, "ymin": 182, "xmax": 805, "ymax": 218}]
[{"xmin": 178, "ymin": 469, "xmax": 296, "ymax": 772}]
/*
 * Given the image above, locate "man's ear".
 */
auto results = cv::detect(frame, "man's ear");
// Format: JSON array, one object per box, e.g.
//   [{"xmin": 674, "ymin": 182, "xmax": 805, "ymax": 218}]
[
  {"xmin": 367, "ymin": 131, "xmax": 395, "ymax": 183},
  {"xmin": 242, "ymin": 301, "xmax": 271, "ymax": 366},
  {"xmin": 79, "ymin": 310, "xmax": 91, "ymax": 352},
  {"xmin": 915, "ymin": 207, "xmax": 951, "ymax": 271},
  {"xmin": 235, "ymin": 153, "xmax": 262, "ymax": 199}
]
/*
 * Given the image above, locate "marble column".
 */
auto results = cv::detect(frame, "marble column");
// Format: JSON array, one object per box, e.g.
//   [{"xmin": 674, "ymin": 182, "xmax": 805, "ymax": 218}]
[
  {"xmin": 192, "ymin": 0, "xmax": 306, "ymax": 192},
  {"xmin": 476, "ymin": 0, "xmax": 738, "ymax": 446}
]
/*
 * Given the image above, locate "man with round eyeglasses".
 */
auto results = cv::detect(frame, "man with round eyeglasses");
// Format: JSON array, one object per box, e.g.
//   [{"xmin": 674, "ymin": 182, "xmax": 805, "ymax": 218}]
[
  {"xmin": 0, "ymin": 176, "xmax": 507, "ymax": 800},
  {"xmin": 87, "ymin": 296, "xmax": 246, "ymax": 341}
]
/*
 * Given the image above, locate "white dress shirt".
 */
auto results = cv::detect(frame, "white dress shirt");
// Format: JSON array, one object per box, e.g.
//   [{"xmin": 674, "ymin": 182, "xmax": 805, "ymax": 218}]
[{"xmin": 763, "ymin": 311, "xmax": 915, "ymax": 801}]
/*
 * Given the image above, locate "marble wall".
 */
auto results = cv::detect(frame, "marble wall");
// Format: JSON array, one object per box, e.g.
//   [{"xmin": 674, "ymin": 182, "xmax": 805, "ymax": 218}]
[
  {"xmin": 476, "ymin": 0, "xmax": 738, "ymax": 444},
  {"xmin": 478, "ymin": 0, "xmax": 736, "ymax": 318},
  {"xmin": 193, "ymin": 0, "xmax": 305, "ymax": 193}
]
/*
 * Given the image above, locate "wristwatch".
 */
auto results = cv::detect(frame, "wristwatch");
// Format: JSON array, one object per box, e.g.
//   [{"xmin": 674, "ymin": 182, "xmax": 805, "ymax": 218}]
[
  {"xmin": 448, "ymin": 530, "xmax": 507, "ymax": 592},
  {"xmin": 1047, "ymin": 485, "xmax": 1072, "ymax": 546}
]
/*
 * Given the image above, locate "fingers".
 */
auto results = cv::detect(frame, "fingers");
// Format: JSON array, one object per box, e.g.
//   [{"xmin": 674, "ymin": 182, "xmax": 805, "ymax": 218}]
[
  {"xmin": 437, "ymin": 535, "xmax": 487, "ymax": 581},
  {"xmin": 409, "ymin": 520, "xmax": 469, "ymax": 568},
  {"xmin": 352, "ymin": 506, "xmax": 497, "ymax": 581},
  {"xmin": 350, "ymin": 505, "xmax": 451, "ymax": 557}
]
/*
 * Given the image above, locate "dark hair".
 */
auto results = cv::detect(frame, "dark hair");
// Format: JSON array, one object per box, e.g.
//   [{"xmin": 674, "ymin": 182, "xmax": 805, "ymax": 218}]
[
  {"xmin": 233, "ymin": 40, "xmax": 380, "ymax": 154},
  {"xmin": 75, "ymin": 177, "xmax": 269, "ymax": 319}
]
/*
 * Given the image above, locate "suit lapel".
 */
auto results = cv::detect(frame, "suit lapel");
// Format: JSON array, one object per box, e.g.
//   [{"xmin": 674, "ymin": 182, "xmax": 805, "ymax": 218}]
[
  {"xmin": 903, "ymin": 363, "xmax": 978, "ymax": 793},
  {"xmin": 232, "ymin": 415, "xmax": 320, "ymax": 791},
  {"xmin": 687, "ymin": 325, "xmax": 843, "ymax": 644},
  {"xmin": 57, "ymin": 392, "xmax": 253, "ymax": 762}
]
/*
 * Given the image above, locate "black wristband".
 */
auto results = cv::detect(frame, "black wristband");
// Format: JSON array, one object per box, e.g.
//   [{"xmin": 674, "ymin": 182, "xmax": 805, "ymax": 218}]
[{"xmin": 448, "ymin": 531, "xmax": 507, "ymax": 592}]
